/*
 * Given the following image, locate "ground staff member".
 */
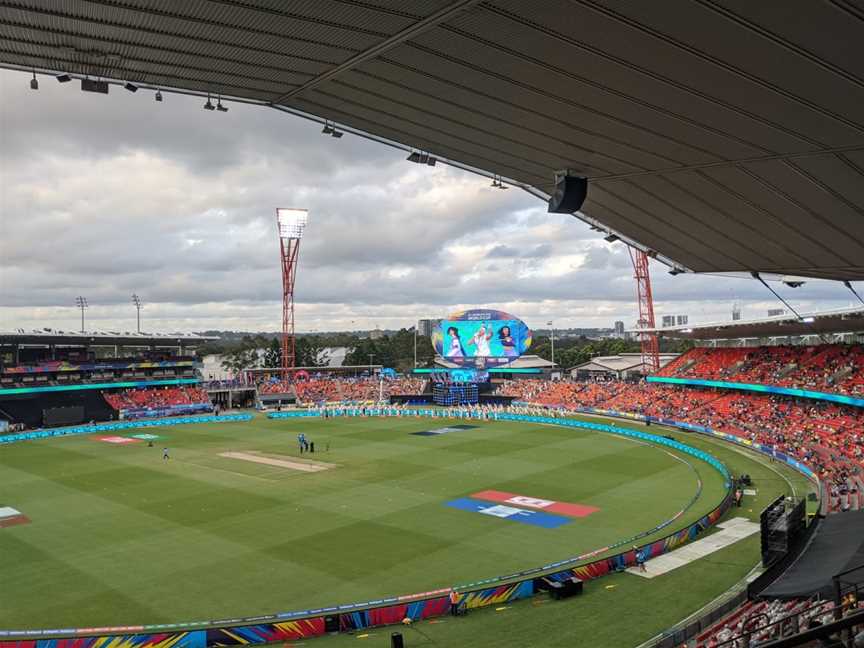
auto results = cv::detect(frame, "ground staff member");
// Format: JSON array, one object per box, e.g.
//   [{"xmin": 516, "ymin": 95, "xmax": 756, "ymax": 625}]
[{"xmin": 449, "ymin": 589, "xmax": 461, "ymax": 616}]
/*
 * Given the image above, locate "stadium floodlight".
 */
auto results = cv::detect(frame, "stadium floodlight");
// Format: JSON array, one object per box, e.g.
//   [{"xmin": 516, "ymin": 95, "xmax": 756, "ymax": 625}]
[
  {"xmin": 132, "ymin": 294, "xmax": 142, "ymax": 333},
  {"xmin": 406, "ymin": 151, "xmax": 422, "ymax": 163},
  {"xmin": 56, "ymin": 73, "xmax": 71, "ymax": 83},
  {"xmin": 155, "ymin": 90, "xmax": 163, "ymax": 102},
  {"xmin": 30, "ymin": 71, "xmax": 38, "ymax": 90},
  {"xmin": 277, "ymin": 208, "xmax": 308, "ymax": 240},
  {"xmin": 75, "ymin": 296, "xmax": 88, "ymax": 333},
  {"xmin": 427, "ymin": 156, "xmax": 437, "ymax": 166},
  {"xmin": 331, "ymin": 129, "xmax": 343, "ymax": 138},
  {"xmin": 801, "ymin": 317, "xmax": 816, "ymax": 324},
  {"xmin": 124, "ymin": 81, "xmax": 138, "ymax": 93},
  {"xmin": 276, "ymin": 208, "xmax": 309, "ymax": 376}
]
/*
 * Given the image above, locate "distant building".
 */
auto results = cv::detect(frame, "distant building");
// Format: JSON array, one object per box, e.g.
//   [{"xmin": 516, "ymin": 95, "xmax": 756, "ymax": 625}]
[
  {"xmin": 767, "ymin": 308, "xmax": 787, "ymax": 317},
  {"xmin": 614, "ymin": 321, "xmax": 625, "ymax": 337},
  {"xmin": 732, "ymin": 302, "xmax": 742, "ymax": 321},
  {"xmin": 569, "ymin": 353, "xmax": 680, "ymax": 380},
  {"xmin": 417, "ymin": 319, "xmax": 435, "ymax": 337},
  {"xmin": 661, "ymin": 315, "xmax": 688, "ymax": 328},
  {"xmin": 369, "ymin": 328, "xmax": 385, "ymax": 340}
]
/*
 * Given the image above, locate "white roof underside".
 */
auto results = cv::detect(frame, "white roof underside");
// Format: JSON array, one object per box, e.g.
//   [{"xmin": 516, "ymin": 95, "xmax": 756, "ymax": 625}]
[
  {"xmin": 3, "ymin": 1, "xmax": 864, "ymax": 279},
  {"xmin": 642, "ymin": 306, "xmax": 864, "ymax": 340}
]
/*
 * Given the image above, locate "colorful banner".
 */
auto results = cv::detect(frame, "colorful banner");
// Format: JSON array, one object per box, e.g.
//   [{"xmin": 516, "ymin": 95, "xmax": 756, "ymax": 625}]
[
  {"xmin": 3, "ymin": 359, "xmax": 199, "ymax": 374},
  {"xmin": 445, "ymin": 498, "xmax": 573, "ymax": 528},
  {"xmin": 0, "ymin": 378, "xmax": 199, "ymax": 397},
  {"xmin": 121, "ymin": 403, "xmax": 212, "ymax": 420},
  {"xmin": 471, "ymin": 490, "xmax": 599, "ymax": 517}
]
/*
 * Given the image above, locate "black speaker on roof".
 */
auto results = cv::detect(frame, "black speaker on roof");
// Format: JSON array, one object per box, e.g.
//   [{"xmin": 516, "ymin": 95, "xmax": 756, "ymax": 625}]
[
  {"xmin": 547, "ymin": 174, "xmax": 588, "ymax": 214},
  {"xmin": 81, "ymin": 78, "xmax": 109, "ymax": 94}
]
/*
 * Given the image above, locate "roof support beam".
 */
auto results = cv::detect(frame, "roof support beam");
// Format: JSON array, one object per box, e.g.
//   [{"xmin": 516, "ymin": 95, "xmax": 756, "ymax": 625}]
[{"xmin": 268, "ymin": 0, "xmax": 482, "ymax": 104}]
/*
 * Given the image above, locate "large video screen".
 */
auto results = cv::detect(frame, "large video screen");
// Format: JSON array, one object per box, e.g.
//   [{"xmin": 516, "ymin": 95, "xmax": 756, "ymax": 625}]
[{"xmin": 432, "ymin": 309, "xmax": 532, "ymax": 367}]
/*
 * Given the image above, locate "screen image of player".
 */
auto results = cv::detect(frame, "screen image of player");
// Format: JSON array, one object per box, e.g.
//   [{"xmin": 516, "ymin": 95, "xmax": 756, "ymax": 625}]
[
  {"xmin": 432, "ymin": 309, "xmax": 533, "ymax": 367},
  {"xmin": 440, "ymin": 320, "xmax": 526, "ymax": 358}
]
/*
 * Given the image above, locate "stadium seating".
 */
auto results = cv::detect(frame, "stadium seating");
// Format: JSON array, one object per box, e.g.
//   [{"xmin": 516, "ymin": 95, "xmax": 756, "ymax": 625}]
[
  {"xmin": 259, "ymin": 376, "xmax": 427, "ymax": 403},
  {"xmin": 103, "ymin": 385, "xmax": 211, "ymax": 411},
  {"xmin": 494, "ymin": 379, "xmax": 864, "ymax": 511},
  {"xmin": 656, "ymin": 344, "xmax": 864, "ymax": 395},
  {"xmin": 695, "ymin": 598, "xmax": 838, "ymax": 648}
]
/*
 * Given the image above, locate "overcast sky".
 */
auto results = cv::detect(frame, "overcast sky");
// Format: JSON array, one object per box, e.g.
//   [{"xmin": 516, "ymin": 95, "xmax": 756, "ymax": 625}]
[{"xmin": 0, "ymin": 68, "xmax": 860, "ymax": 334}]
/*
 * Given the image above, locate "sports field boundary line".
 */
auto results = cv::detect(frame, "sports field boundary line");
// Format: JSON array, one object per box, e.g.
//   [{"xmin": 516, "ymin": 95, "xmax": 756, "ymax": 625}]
[{"xmin": 3, "ymin": 410, "xmax": 735, "ymax": 644}]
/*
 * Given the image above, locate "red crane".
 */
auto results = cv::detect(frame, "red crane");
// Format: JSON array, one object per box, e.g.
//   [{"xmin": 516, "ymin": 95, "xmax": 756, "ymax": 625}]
[{"xmin": 628, "ymin": 247, "xmax": 660, "ymax": 373}]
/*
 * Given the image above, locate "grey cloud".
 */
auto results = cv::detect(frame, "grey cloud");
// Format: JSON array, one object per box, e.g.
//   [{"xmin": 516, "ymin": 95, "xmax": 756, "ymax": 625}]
[{"xmin": 0, "ymin": 68, "xmax": 856, "ymax": 333}]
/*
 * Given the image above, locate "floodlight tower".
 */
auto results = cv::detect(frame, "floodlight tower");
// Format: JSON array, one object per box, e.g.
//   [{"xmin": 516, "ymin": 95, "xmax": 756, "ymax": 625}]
[
  {"xmin": 276, "ymin": 208, "xmax": 309, "ymax": 376},
  {"xmin": 75, "ymin": 296, "xmax": 88, "ymax": 333},
  {"xmin": 628, "ymin": 248, "xmax": 660, "ymax": 373}
]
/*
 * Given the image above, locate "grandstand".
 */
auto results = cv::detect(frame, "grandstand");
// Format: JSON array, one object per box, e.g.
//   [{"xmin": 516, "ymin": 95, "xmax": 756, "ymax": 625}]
[
  {"xmin": 0, "ymin": 331, "xmax": 215, "ymax": 428},
  {"xmin": 492, "ymin": 320, "xmax": 864, "ymax": 646}
]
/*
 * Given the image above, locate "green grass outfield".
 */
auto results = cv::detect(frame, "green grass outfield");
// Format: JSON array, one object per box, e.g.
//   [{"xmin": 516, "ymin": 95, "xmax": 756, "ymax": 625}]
[{"xmin": 0, "ymin": 413, "xmax": 813, "ymax": 646}]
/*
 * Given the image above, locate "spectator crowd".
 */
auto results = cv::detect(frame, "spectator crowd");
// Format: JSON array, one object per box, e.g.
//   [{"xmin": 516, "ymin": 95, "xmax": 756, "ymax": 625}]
[
  {"xmin": 104, "ymin": 385, "xmax": 212, "ymax": 411},
  {"xmin": 657, "ymin": 344, "xmax": 864, "ymax": 396},
  {"xmin": 259, "ymin": 376, "xmax": 427, "ymax": 403},
  {"xmin": 495, "ymin": 377, "xmax": 863, "ymax": 511}
]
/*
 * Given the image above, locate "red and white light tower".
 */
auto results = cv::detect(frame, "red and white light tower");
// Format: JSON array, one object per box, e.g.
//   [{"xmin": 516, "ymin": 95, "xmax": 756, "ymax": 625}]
[
  {"xmin": 628, "ymin": 247, "xmax": 660, "ymax": 373},
  {"xmin": 276, "ymin": 208, "xmax": 309, "ymax": 376}
]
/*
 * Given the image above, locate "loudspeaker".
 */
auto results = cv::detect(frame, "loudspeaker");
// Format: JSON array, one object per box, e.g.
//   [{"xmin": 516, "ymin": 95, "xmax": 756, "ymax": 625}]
[
  {"xmin": 391, "ymin": 632, "xmax": 405, "ymax": 648},
  {"xmin": 81, "ymin": 78, "xmax": 109, "ymax": 94},
  {"xmin": 324, "ymin": 615, "xmax": 339, "ymax": 633},
  {"xmin": 548, "ymin": 175, "xmax": 588, "ymax": 213}
]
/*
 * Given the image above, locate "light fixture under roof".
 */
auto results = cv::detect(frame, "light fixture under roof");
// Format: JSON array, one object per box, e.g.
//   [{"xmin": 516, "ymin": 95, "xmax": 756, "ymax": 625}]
[
  {"xmin": 331, "ymin": 129, "xmax": 343, "ymax": 138},
  {"xmin": 56, "ymin": 73, "xmax": 71, "ymax": 83},
  {"xmin": 407, "ymin": 151, "xmax": 422, "ymax": 163},
  {"xmin": 155, "ymin": 89, "xmax": 163, "ymax": 102},
  {"xmin": 124, "ymin": 81, "xmax": 138, "ymax": 93},
  {"xmin": 216, "ymin": 97, "xmax": 228, "ymax": 112},
  {"xmin": 30, "ymin": 71, "xmax": 38, "ymax": 90},
  {"xmin": 322, "ymin": 123, "xmax": 333, "ymax": 134},
  {"xmin": 203, "ymin": 94, "xmax": 215, "ymax": 110}
]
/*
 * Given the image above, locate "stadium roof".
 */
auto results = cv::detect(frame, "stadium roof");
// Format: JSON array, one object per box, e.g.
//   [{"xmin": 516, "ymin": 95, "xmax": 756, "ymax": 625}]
[
  {"xmin": 642, "ymin": 306, "xmax": 864, "ymax": 341},
  {"xmin": 2, "ymin": 2, "xmax": 864, "ymax": 280},
  {"xmin": 570, "ymin": 353, "xmax": 679, "ymax": 373},
  {"xmin": 0, "ymin": 330, "xmax": 218, "ymax": 346}
]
